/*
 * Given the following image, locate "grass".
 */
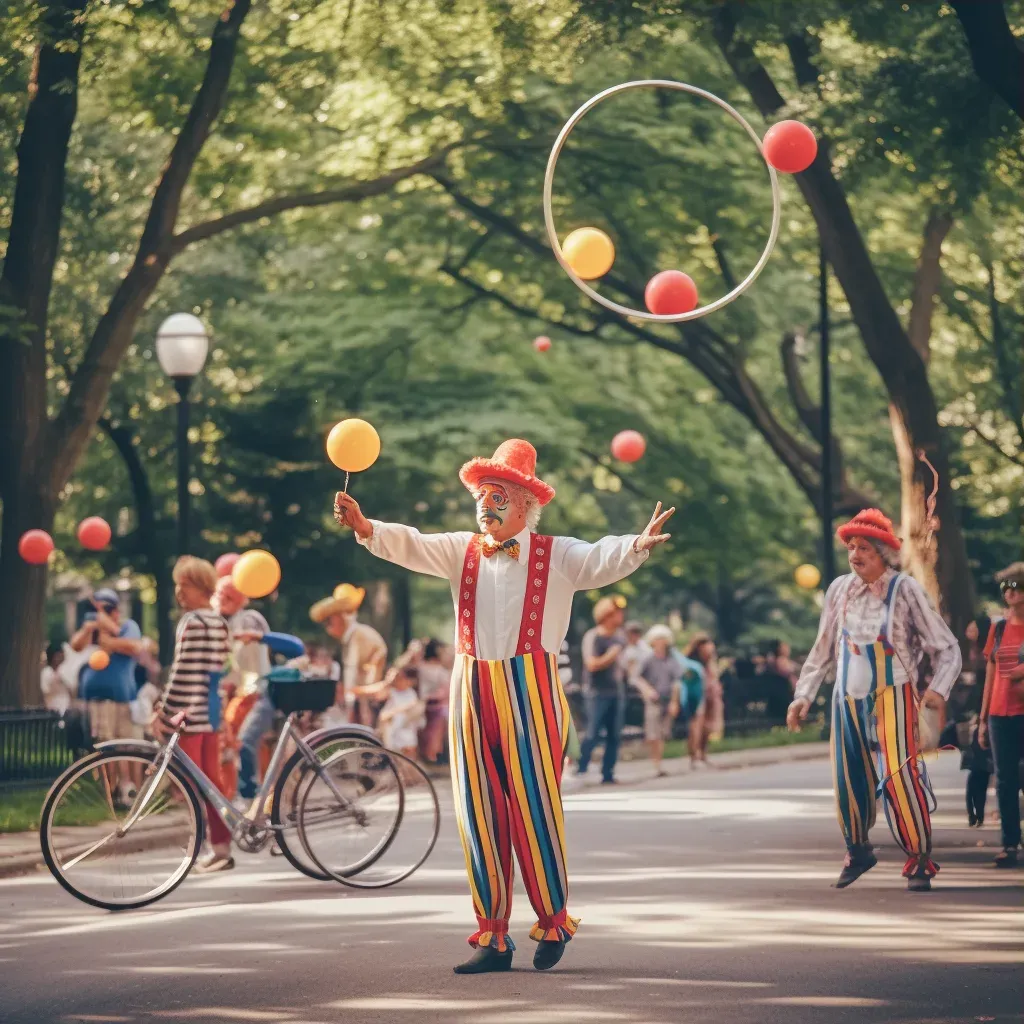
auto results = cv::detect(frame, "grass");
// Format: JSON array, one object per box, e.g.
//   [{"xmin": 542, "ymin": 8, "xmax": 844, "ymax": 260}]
[
  {"xmin": 0, "ymin": 786, "xmax": 52, "ymax": 834},
  {"xmin": 660, "ymin": 725, "xmax": 825, "ymax": 760},
  {"xmin": 0, "ymin": 780, "xmax": 116, "ymax": 834}
]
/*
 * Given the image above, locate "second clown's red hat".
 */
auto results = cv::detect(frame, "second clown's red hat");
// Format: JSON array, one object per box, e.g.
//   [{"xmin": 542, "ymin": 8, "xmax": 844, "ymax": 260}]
[
  {"xmin": 836, "ymin": 508, "xmax": 901, "ymax": 550},
  {"xmin": 459, "ymin": 439, "xmax": 556, "ymax": 506}
]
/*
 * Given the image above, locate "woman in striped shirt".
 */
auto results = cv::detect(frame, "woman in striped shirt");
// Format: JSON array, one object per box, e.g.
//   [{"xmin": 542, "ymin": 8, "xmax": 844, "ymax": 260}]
[{"xmin": 157, "ymin": 556, "xmax": 233, "ymax": 871}]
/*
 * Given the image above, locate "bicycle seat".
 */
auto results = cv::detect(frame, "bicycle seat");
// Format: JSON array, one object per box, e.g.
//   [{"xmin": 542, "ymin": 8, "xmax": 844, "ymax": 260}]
[{"xmin": 262, "ymin": 632, "xmax": 305, "ymax": 659}]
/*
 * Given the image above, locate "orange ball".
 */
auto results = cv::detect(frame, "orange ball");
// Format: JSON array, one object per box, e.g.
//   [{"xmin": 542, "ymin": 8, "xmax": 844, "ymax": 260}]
[
  {"xmin": 645, "ymin": 271, "xmax": 698, "ymax": 315},
  {"xmin": 795, "ymin": 563, "xmax": 822, "ymax": 590},
  {"xmin": 763, "ymin": 120, "xmax": 817, "ymax": 174},
  {"xmin": 326, "ymin": 419, "xmax": 380, "ymax": 473},
  {"xmin": 611, "ymin": 430, "xmax": 646, "ymax": 463},
  {"xmin": 18, "ymin": 529, "xmax": 54, "ymax": 565},
  {"xmin": 88, "ymin": 649, "xmax": 111, "ymax": 671},
  {"xmin": 232, "ymin": 549, "xmax": 281, "ymax": 600},
  {"xmin": 78, "ymin": 517, "xmax": 112, "ymax": 551}
]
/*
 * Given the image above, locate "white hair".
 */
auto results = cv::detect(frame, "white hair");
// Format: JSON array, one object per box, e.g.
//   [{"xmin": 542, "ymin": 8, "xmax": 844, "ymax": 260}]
[{"xmin": 867, "ymin": 538, "xmax": 901, "ymax": 569}]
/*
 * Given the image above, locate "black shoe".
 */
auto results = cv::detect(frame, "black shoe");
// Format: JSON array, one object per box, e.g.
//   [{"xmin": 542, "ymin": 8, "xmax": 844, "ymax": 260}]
[
  {"xmin": 453, "ymin": 946, "xmax": 513, "ymax": 975},
  {"xmin": 834, "ymin": 847, "xmax": 877, "ymax": 889},
  {"xmin": 600, "ymin": 777, "xmax": 618, "ymax": 785},
  {"xmin": 907, "ymin": 872, "xmax": 932, "ymax": 892},
  {"xmin": 994, "ymin": 848, "xmax": 1020, "ymax": 869},
  {"xmin": 533, "ymin": 939, "xmax": 566, "ymax": 971},
  {"xmin": 967, "ymin": 810, "xmax": 979, "ymax": 827}
]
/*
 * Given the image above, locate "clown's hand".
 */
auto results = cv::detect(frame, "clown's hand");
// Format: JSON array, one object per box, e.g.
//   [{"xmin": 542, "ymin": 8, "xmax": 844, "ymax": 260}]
[
  {"xmin": 786, "ymin": 698, "xmax": 810, "ymax": 733},
  {"xmin": 633, "ymin": 502, "xmax": 675, "ymax": 554},
  {"xmin": 334, "ymin": 492, "xmax": 373, "ymax": 540}
]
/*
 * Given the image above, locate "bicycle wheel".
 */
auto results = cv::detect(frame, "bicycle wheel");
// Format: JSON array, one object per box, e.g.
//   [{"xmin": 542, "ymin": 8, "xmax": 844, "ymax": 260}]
[
  {"xmin": 270, "ymin": 728, "xmax": 382, "ymax": 880},
  {"xmin": 40, "ymin": 749, "xmax": 202, "ymax": 911},
  {"xmin": 298, "ymin": 746, "xmax": 440, "ymax": 889}
]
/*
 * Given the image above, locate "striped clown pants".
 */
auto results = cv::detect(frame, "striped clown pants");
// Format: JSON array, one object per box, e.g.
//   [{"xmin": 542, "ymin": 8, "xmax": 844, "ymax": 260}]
[
  {"xmin": 832, "ymin": 680, "xmax": 937, "ymax": 878},
  {"xmin": 449, "ymin": 650, "xmax": 580, "ymax": 952}
]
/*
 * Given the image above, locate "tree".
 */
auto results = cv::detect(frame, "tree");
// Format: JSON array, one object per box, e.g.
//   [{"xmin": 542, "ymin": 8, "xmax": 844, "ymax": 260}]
[{"xmin": 0, "ymin": 0, "xmax": 466, "ymax": 705}]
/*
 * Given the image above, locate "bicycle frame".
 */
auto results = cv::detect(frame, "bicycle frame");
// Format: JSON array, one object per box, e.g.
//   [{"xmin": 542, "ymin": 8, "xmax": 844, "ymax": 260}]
[{"xmin": 99, "ymin": 715, "xmax": 370, "ymax": 844}]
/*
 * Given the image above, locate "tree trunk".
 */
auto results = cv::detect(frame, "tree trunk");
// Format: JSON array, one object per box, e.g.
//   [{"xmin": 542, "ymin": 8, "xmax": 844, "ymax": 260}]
[{"xmin": 0, "ymin": 478, "xmax": 53, "ymax": 707}]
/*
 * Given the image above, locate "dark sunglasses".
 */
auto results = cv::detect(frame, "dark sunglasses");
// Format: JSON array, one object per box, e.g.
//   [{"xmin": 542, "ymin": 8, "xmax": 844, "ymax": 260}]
[{"xmin": 999, "ymin": 580, "xmax": 1021, "ymax": 593}]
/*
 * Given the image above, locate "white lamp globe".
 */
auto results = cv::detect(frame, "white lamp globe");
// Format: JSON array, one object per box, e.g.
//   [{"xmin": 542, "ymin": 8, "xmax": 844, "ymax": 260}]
[{"xmin": 156, "ymin": 313, "xmax": 210, "ymax": 378}]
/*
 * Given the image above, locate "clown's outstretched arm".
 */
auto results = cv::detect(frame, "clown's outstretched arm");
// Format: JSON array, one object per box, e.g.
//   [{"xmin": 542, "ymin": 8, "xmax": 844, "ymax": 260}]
[
  {"xmin": 334, "ymin": 491, "xmax": 471, "ymax": 580},
  {"xmin": 558, "ymin": 502, "xmax": 675, "ymax": 590}
]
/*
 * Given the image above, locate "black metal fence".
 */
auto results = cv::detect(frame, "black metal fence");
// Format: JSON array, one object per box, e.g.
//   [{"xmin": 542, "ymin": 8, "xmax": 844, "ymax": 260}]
[{"xmin": 0, "ymin": 708, "xmax": 88, "ymax": 789}]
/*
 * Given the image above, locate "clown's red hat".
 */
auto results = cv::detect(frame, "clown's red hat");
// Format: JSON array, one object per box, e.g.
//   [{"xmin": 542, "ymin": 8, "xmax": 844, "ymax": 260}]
[
  {"xmin": 459, "ymin": 439, "xmax": 555, "ymax": 506},
  {"xmin": 836, "ymin": 508, "xmax": 901, "ymax": 550}
]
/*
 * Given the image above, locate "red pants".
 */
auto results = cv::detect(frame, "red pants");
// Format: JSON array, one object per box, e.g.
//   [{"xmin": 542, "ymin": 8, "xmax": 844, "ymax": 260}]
[{"xmin": 178, "ymin": 732, "xmax": 231, "ymax": 846}]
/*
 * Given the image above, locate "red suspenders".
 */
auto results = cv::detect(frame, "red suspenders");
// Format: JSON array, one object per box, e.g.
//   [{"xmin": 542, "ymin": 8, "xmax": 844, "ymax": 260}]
[{"xmin": 455, "ymin": 534, "xmax": 553, "ymax": 659}]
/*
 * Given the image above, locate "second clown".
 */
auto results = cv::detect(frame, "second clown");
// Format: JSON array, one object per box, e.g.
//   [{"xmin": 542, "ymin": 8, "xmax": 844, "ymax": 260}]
[{"xmin": 333, "ymin": 439, "xmax": 673, "ymax": 973}]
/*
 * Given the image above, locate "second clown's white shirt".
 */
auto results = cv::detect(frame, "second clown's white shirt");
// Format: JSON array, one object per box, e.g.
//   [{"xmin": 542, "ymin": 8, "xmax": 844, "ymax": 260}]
[{"xmin": 359, "ymin": 522, "xmax": 648, "ymax": 661}]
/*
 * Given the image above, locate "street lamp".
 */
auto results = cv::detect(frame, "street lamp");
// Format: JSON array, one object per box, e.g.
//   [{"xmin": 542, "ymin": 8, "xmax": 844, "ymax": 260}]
[
  {"xmin": 818, "ymin": 244, "xmax": 836, "ymax": 586},
  {"xmin": 156, "ymin": 313, "xmax": 209, "ymax": 557}
]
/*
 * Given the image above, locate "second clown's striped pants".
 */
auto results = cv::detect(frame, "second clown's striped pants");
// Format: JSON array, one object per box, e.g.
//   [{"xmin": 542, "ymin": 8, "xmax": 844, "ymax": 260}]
[
  {"xmin": 449, "ymin": 650, "xmax": 579, "ymax": 952},
  {"xmin": 832, "ymin": 679, "xmax": 936, "ymax": 877}
]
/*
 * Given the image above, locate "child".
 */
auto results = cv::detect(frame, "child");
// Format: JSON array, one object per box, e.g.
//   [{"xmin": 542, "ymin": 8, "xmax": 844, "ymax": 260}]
[{"xmin": 377, "ymin": 666, "xmax": 424, "ymax": 759}]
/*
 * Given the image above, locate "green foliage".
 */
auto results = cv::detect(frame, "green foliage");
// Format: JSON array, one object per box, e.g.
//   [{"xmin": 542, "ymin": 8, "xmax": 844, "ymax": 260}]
[{"xmin": 4, "ymin": 0, "xmax": 1021, "ymax": 656}]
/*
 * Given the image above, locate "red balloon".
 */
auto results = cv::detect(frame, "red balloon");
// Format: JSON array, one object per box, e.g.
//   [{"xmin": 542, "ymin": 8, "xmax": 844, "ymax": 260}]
[
  {"xmin": 762, "ymin": 120, "xmax": 817, "ymax": 174},
  {"xmin": 77, "ymin": 516, "xmax": 112, "ymax": 551},
  {"xmin": 611, "ymin": 430, "xmax": 646, "ymax": 463},
  {"xmin": 18, "ymin": 529, "xmax": 54, "ymax": 565},
  {"xmin": 215, "ymin": 552, "xmax": 240, "ymax": 578},
  {"xmin": 645, "ymin": 271, "xmax": 698, "ymax": 315},
  {"xmin": 533, "ymin": 335, "xmax": 552, "ymax": 352}
]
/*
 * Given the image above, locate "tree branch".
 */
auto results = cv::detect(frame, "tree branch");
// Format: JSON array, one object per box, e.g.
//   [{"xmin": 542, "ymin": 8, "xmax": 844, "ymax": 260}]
[
  {"xmin": 949, "ymin": 0, "xmax": 1024, "ymax": 120},
  {"xmin": 169, "ymin": 148, "xmax": 455, "ymax": 252},
  {"xmin": 963, "ymin": 415, "xmax": 1024, "ymax": 468},
  {"xmin": 986, "ymin": 260, "xmax": 1023, "ymax": 428},
  {"xmin": 46, "ymin": 0, "xmax": 253, "ymax": 487},
  {"xmin": 907, "ymin": 209, "xmax": 954, "ymax": 364},
  {"xmin": 780, "ymin": 330, "xmax": 820, "ymax": 438}
]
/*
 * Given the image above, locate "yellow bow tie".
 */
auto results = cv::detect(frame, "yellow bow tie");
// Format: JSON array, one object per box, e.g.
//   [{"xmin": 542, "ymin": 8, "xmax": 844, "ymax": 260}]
[{"xmin": 482, "ymin": 538, "xmax": 521, "ymax": 560}]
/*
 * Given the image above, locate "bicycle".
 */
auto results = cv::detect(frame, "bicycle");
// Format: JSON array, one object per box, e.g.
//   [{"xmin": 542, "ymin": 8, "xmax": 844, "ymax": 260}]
[{"xmin": 40, "ymin": 633, "xmax": 440, "ymax": 911}]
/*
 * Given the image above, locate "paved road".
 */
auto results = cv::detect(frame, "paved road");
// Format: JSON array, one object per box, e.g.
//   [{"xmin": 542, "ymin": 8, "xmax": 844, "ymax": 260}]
[{"xmin": 1, "ymin": 752, "xmax": 1021, "ymax": 1024}]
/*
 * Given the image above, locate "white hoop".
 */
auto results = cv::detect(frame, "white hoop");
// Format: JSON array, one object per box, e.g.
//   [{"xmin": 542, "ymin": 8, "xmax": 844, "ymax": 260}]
[{"xmin": 542, "ymin": 79, "xmax": 782, "ymax": 323}]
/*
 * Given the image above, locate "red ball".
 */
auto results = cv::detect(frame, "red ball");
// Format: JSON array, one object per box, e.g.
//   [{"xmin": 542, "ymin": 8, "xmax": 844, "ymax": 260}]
[
  {"xmin": 18, "ymin": 529, "xmax": 54, "ymax": 565},
  {"xmin": 645, "ymin": 271, "xmax": 699, "ymax": 315},
  {"xmin": 533, "ymin": 335, "xmax": 552, "ymax": 352},
  {"xmin": 77, "ymin": 516, "xmax": 112, "ymax": 551},
  {"xmin": 762, "ymin": 120, "xmax": 817, "ymax": 174},
  {"xmin": 611, "ymin": 430, "xmax": 646, "ymax": 463},
  {"xmin": 215, "ymin": 552, "xmax": 240, "ymax": 578}
]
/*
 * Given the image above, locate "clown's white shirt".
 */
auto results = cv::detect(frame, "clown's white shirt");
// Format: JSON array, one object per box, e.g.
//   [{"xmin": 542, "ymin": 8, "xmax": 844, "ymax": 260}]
[{"xmin": 359, "ymin": 522, "xmax": 647, "ymax": 661}]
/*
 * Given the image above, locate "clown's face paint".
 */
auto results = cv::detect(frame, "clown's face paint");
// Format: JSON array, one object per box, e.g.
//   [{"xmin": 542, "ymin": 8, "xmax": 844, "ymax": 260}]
[{"xmin": 474, "ymin": 479, "xmax": 528, "ymax": 540}]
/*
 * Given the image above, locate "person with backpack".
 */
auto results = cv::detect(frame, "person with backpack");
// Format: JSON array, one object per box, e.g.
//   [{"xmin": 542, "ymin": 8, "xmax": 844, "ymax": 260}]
[{"xmin": 979, "ymin": 563, "xmax": 1024, "ymax": 868}]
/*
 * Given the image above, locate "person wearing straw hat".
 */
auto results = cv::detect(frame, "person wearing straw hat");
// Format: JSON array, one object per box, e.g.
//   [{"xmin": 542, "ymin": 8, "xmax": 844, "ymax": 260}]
[
  {"xmin": 310, "ymin": 582, "xmax": 387, "ymax": 725},
  {"xmin": 787, "ymin": 509, "xmax": 961, "ymax": 892},
  {"xmin": 333, "ymin": 438, "xmax": 673, "ymax": 974}
]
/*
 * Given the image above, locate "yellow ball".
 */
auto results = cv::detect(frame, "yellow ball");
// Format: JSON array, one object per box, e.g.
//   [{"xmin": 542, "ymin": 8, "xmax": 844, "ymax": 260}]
[
  {"xmin": 233, "ymin": 549, "xmax": 281, "ymax": 599},
  {"xmin": 795, "ymin": 563, "xmax": 822, "ymax": 590},
  {"xmin": 562, "ymin": 227, "xmax": 615, "ymax": 281},
  {"xmin": 326, "ymin": 418, "xmax": 381, "ymax": 473}
]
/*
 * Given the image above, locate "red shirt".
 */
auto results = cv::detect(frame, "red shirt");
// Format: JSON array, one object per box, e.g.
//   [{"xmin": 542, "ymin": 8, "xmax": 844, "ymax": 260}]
[{"xmin": 983, "ymin": 618, "xmax": 1024, "ymax": 717}]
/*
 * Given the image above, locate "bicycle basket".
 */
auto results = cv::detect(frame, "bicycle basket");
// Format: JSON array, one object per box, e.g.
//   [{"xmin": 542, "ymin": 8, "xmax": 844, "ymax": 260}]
[{"xmin": 268, "ymin": 677, "xmax": 337, "ymax": 714}]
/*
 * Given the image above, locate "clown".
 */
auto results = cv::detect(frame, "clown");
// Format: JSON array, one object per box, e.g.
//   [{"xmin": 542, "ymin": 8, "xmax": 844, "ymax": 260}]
[
  {"xmin": 333, "ymin": 438, "xmax": 673, "ymax": 973},
  {"xmin": 788, "ymin": 509, "xmax": 961, "ymax": 891}
]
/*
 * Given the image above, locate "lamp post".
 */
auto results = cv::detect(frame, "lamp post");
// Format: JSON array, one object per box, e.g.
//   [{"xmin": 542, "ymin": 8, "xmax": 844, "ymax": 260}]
[
  {"xmin": 156, "ymin": 313, "xmax": 209, "ymax": 557},
  {"xmin": 819, "ymin": 244, "xmax": 836, "ymax": 586}
]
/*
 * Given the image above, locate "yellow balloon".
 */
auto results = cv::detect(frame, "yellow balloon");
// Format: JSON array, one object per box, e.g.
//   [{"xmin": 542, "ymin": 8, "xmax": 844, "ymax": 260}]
[
  {"xmin": 795, "ymin": 563, "xmax": 822, "ymax": 590},
  {"xmin": 326, "ymin": 418, "xmax": 381, "ymax": 473},
  {"xmin": 562, "ymin": 227, "xmax": 615, "ymax": 281},
  {"xmin": 233, "ymin": 549, "xmax": 281, "ymax": 599}
]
